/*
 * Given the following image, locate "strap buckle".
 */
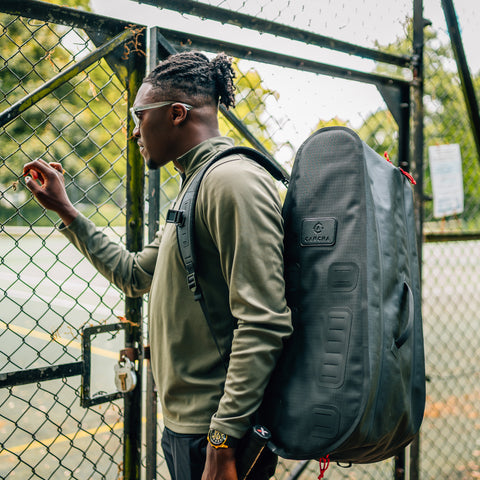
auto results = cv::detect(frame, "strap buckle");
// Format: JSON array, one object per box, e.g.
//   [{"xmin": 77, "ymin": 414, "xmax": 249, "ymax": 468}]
[
  {"xmin": 187, "ymin": 272, "xmax": 197, "ymax": 292},
  {"xmin": 166, "ymin": 209, "xmax": 185, "ymax": 226},
  {"xmin": 187, "ymin": 273, "xmax": 203, "ymax": 301}
]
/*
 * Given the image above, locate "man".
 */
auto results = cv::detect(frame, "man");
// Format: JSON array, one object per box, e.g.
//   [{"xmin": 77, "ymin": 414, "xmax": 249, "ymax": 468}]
[{"xmin": 23, "ymin": 51, "xmax": 292, "ymax": 480}]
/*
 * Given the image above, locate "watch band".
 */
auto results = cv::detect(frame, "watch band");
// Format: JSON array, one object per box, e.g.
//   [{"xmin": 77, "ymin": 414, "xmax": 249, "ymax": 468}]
[{"xmin": 207, "ymin": 428, "xmax": 239, "ymax": 449}]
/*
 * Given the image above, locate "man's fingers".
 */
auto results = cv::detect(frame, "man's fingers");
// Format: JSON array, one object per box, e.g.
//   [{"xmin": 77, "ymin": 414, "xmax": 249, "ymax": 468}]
[
  {"xmin": 49, "ymin": 162, "xmax": 65, "ymax": 174},
  {"xmin": 22, "ymin": 159, "xmax": 64, "ymax": 187},
  {"xmin": 23, "ymin": 169, "xmax": 39, "ymax": 180},
  {"xmin": 22, "ymin": 157, "xmax": 50, "ymax": 176},
  {"xmin": 22, "ymin": 158, "xmax": 61, "ymax": 181},
  {"xmin": 24, "ymin": 175, "xmax": 42, "ymax": 194}
]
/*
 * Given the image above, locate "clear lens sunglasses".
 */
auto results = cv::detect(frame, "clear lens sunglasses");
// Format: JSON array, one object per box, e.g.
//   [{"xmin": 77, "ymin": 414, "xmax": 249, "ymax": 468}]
[{"xmin": 130, "ymin": 101, "xmax": 193, "ymax": 128}]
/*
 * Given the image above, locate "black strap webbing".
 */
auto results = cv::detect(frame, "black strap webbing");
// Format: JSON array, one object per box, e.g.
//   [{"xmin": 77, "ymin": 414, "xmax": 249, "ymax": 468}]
[{"xmin": 166, "ymin": 146, "xmax": 289, "ymax": 370}]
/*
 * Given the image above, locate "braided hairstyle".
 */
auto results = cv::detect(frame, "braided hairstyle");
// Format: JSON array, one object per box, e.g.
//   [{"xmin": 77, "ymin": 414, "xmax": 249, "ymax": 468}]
[{"xmin": 144, "ymin": 51, "xmax": 236, "ymax": 109}]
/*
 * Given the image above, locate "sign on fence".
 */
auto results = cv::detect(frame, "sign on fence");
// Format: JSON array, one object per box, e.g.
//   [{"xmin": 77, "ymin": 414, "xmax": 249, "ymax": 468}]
[{"xmin": 428, "ymin": 143, "xmax": 464, "ymax": 219}]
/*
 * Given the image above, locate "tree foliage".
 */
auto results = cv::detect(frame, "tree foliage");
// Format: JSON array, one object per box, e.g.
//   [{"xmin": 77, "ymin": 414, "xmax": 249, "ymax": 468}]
[
  {"xmin": 360, "ymin": 21, "xmax": 480, "ymax": 228},
  {"xmin": 1, "ymin": 9, "xmax": 128, "ymax": 226},
  {"xmin": 219, "ymin": 61, "xmax": 281, "ymax": 154},
  {"xmin": 1, "ymin": 9, "xmax": 284, "ymax": 226}
]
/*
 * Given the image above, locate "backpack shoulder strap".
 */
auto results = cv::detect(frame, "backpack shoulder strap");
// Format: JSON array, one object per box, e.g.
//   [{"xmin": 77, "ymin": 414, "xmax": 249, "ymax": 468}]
[
  {"xmin": 166, "ymin": 146, "xmax": 288, "ymax": 370},
  {"xmin": 167, "ymin": 146, "xmax": 288, "ymax": 299}
]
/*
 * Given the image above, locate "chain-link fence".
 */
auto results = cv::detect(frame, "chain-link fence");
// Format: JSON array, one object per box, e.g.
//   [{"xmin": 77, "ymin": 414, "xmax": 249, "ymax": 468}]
[
  {"xmin": 0, "ymin": 6, "xmax": 313, "ymax": 479},
  {"xmin": 2, "ymin": 0, "xmax": 480, "ymax": 478},
  {"xmin": 0, "ymin": 6, "xmax": 147, "ymax": 478},
  {"xmin": 420, "ymin": 0, "xmax": 480, "ymax": 479}
]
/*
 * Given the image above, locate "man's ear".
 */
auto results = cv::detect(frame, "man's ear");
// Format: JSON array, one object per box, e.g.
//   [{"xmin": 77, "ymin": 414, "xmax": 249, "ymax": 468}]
[{"xmin": 171, "ymin": 103, "xmax": 189, "ymax": 125}]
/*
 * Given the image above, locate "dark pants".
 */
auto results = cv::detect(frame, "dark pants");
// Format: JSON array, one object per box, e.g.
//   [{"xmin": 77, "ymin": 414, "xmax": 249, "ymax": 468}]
[{"xmin": 161, "ymin": 427, "xmax": 278, "ymax": 480}]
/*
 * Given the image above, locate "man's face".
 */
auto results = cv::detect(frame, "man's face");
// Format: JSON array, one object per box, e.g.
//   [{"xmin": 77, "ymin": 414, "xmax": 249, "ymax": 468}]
[{"xmin": 132, "ymin": 83, "xmax": 173, "ymax": 170}]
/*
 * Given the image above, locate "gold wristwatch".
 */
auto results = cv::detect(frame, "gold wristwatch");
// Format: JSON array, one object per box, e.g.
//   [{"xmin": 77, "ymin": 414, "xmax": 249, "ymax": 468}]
[{"xmin": 207, "ymin": 428, "xmax": 239, "ymax": 449}]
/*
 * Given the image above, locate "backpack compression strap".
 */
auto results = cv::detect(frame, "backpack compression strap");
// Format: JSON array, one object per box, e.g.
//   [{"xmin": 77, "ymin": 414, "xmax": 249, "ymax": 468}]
[{"xmin": 166, "ymin": 146, "xmax": 288, "ymax": 369}]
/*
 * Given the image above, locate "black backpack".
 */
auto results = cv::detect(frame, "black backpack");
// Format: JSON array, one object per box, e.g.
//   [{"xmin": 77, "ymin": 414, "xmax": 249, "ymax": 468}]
[{"xmin": 167, "ymin": 126, "xmax": 425, "ymax": 463}]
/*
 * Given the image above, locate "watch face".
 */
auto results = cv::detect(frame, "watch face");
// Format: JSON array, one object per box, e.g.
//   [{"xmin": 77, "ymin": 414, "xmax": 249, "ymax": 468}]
[{"xmin": 208, "ymin": 429, "xmax": 227, "ymax": 446}]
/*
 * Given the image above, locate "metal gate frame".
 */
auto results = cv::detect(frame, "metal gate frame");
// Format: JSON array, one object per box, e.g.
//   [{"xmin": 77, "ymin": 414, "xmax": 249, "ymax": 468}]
[
  {"xmin": 1, "ymin": 0, "xmax": 426, "ymax": 478},
  {"xmin": 0, "ymin": 1, "xmax": 147, "ymax": 478}
]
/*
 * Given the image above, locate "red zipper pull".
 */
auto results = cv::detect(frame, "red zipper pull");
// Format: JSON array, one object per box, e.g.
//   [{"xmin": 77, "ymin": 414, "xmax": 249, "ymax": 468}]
[
  {"xmin": 318, "ymin": 455, "xmax": 330, "ymax": 479},
  {"xmin": 384, "ymin": 151, "xmax": 417, "ymax": 185},
  {"xmin": 399, "ymin": 168, "xmax": 417, "ymax": 185}
]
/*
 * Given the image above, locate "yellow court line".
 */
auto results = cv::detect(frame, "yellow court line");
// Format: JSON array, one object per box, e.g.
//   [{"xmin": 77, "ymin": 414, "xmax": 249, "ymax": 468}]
[
  {"xmin": 0, "ymin": 416, "xmax": 163, "ymax": 457},
  {"xmin": 0, "ymin": 321, "xmax": 118, "ymax": 359},
  {"xmin": 0, "ymin": 322, "xmax": 165, "ymax": 459},
  {"xmin": 0, "ymin": 422, "xmax": 124, "ymax": 456}
]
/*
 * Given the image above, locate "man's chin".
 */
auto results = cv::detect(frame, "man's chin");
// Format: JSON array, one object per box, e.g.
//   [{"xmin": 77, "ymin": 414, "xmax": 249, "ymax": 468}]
[{"xmin": 146, "ymin": 158, "xmax": 159, "ymax": 170}]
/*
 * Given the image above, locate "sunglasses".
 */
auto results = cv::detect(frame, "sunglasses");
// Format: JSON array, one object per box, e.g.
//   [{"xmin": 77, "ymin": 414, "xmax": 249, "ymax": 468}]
[{"xmin": 130, "ymin": 101, "xmax": 193, "ymax": 128}]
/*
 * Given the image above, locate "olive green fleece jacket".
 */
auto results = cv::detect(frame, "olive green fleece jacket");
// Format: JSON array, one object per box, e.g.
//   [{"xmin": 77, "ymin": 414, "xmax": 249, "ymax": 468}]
[{"xmin": 60, "ymin": 136, "xmax": 292, "ymax": 439}]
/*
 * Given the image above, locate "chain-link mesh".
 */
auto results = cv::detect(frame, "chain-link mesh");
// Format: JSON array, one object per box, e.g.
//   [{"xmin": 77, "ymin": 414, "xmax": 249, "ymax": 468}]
[
  {"xmin": 420, "ymin": 0, "xmax": 480, "ymax": 478},
  {"xmin": 0, "ymin": 13, "xmax": 130, "ymax": 479},
  {"xmin": 422, "ymin": 0, "xmax": 480, "ymax": 230},
  {"xmin": 2, "ymin": 0, "xmax": 480, "ymax": 478}
]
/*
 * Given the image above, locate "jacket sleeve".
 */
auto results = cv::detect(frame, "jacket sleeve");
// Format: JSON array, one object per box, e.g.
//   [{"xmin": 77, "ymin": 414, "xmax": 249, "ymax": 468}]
[
  {"xmin": 201, "ymin": 158, "xmax": 293, "ymax": 439},
  {"xmin": 59, "ymin": 213, "xmax": 159, "ymax": 297}
]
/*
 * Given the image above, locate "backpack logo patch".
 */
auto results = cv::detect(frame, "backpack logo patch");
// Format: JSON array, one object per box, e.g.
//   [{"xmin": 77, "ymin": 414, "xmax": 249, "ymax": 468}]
[{"xmin": 301, "ymin": 218, "xmax": 337, "ymax": 246}]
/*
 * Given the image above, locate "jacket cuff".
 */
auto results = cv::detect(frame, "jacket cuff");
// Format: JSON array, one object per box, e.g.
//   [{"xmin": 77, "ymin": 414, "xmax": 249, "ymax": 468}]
[
  {"xmin": 209, "ymin": 413, "xmax": 249, "ymax": 440},
  {"xmin": 58, "ymin": 212, "xmax": 96, "ymax": 243}
]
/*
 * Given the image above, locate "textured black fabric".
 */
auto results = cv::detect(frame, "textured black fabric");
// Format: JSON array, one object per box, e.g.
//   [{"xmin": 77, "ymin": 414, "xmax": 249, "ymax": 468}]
[
  {"xmin": 171, "ymin": 127, "xmax": 426, "ymax": 464},
  {"xmin": 259, "ymin": 127, "xmax": 425, "ymax": 463}
]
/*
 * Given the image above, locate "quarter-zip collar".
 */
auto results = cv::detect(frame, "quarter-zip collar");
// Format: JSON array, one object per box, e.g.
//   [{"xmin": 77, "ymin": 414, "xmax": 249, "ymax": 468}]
[{"xmin": 176, "ymin": 136, "xmax": 235, "ymax": 185}]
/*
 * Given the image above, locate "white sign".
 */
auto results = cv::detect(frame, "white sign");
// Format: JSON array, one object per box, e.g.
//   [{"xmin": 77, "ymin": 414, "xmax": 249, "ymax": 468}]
[{"xmin": 428, "ymin": 144, "xmax": 464, "ymax": 219}]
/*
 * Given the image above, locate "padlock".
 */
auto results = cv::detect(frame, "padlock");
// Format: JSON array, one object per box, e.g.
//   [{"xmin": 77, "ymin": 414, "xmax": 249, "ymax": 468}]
[{"xmin": 114, "ymin": 356, "xmax": 137, "ymax": 393}]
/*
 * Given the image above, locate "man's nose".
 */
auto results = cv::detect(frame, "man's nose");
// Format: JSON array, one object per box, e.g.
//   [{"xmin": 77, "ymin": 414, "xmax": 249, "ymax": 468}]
[{"xmin": 133, "ymin": 125, "xmax": 140, "ymax": 137}]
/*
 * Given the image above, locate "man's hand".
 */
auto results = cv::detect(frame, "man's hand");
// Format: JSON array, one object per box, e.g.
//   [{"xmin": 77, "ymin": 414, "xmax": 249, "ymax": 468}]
[
  {"xmin": 23, "ymin": 158, "xmax": 78, "ymax": 226},
  {"xmin": 201, "ymin": 444, "xmax": 238, "ymax": 480}
]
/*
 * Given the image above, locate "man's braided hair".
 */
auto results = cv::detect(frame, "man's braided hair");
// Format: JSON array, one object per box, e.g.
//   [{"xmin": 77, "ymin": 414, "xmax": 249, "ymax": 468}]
[{"xmin": 144, "ymin": 51, "xmax": 236, "ymax": 109}]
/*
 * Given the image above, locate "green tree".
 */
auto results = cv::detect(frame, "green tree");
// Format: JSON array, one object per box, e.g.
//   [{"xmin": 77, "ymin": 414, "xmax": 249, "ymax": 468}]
[
  {"xmin": 1, "ymin": 11, "xmax": 283, "ymax": 226},
  {"xmin": 1, "ymin": 5, "xmax": 128, "ymax": 227},
  {"xmin": 222, "ymin": 61, "xmax": 280, "ymax": 154},
  {"xmin": 358, "ymin": 21, "xmax": 480, "ymax": 229},
  {"xmin": 314, "ymin": 117, "xmax": 349, "ymax": 129},
  {"xmin": 44, "ymin": 0, "xmax": 91, "ymax": 9}
]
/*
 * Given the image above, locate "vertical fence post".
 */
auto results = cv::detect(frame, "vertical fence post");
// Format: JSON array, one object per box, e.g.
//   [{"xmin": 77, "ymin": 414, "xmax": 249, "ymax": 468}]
[
  {"xmin": 410, "ymin": 0, "xmax": 425, "ymax": 479},
  {"xmin": 124, "ymin": 29, "xmax": 147, "ymax": 480},
  {"xmin": 441, "ymin": 0, "xmax": 480, "ymax": 163},
  {"xmin": 398, "ymin": 84, "xmax": 411, "ymax": 172},
  {"xmin": 394, "ymin": 45, "xmax": 413, "ymax": 480},
  {"xmin": 144, "ymin": 26, "xmax": 161, "ymax": 480},
  {"xmin": 395, "ymin": 450, "xmax": 406, "ymax": 480},
  {"xmin": 412, "ymin": 0, "xmax": 425, "ymax": 248}
]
